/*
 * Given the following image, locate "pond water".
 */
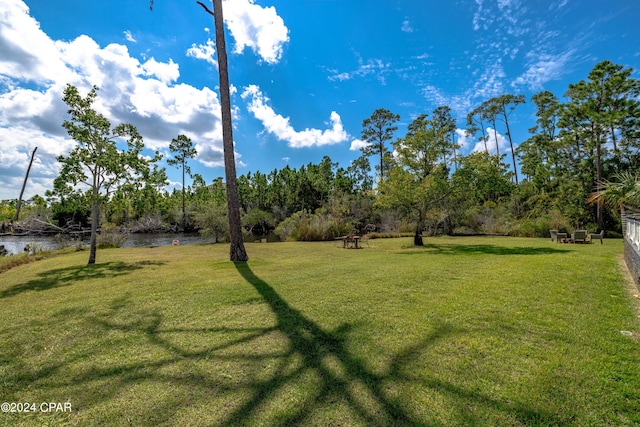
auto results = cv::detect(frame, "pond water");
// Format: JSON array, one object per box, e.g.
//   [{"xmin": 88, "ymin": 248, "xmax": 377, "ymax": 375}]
[{"xmin": 0, "ymin": 233, "xmax": 217, "ymax": 256}]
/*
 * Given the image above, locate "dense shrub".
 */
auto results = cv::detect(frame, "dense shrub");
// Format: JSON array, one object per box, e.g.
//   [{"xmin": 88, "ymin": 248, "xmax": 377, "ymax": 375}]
[
  {"xmin": 274, "ymin": 209, "xmax": 351, "ymax": 241},
  {"xmin": 97, "ymin": 223, "xmax": 129, "ymax": 248},
  {"xmin": 194, "ymin": 202, "xmax": 229, "ymax": 242},
  {"xmin": 464, "ymin": 202, "xmax": 513, "ymax": 235},
  {"xmin": 509, "ymin": 209, "xmax": 573, "ymax": 237}
]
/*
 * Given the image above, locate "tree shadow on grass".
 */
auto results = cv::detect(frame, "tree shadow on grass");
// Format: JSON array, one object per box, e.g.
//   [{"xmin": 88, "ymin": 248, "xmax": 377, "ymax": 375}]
[
  {"xmin": 229, "ymin": 262, "xmax": 565, "ymax": 426},
  {"xmin": 231, "ymin": 262, "xmax": 422, "ymax": 425},
  {"xmin": 3, "ymin": 263, "xmax": 568, "ymax": 426},
  {"xmin": 400, "ymin": 243, "xmax": 570, "ymax": 256},
  {"xmin": 0, "ymin": 260, "xmax": 166, "ymax": 299}
]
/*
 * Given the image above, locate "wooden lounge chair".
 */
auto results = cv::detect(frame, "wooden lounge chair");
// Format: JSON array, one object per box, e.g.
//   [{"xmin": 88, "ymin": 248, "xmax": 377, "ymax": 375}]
[
  {"xmin": 571, "ymin": 230, "xmax": 587, "ymax": 243},
  {"xmin": 587, "ymin": 230, "xmax": 604, "ymax": 244}
]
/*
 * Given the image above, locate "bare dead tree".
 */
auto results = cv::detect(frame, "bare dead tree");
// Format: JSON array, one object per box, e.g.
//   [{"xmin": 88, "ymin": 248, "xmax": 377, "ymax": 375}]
[{"xmin": 14, "ymin": 147, "xmax": 37, "ymax": 222}]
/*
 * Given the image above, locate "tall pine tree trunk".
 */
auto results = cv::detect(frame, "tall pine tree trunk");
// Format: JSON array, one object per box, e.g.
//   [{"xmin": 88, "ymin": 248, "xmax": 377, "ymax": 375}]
[
  {"xmin": 504, "ymin": 119, "xmax": 518, "ymax": 184},
  {"xmin": 88, "ymin": 193, "xmax": 99, "ymax": 265},
  {"xmin": 213, "ymin": 0, "xmax": 248, "ymax": 262},
  {"xmin": 596, "ymin": 133, "xmax": 603, "ymax": 231},
  {"xmin": 181, "ymin": 159, "xmax": 186, "ymax": 230},
  {"xmin": 414, "ymin": 206, "xmax": 425, "ymax": 246}
]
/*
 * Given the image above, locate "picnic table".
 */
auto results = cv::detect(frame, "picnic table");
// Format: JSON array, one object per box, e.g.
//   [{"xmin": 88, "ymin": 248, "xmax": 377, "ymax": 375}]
[{"xmin": 342, "ymin": 235, "xmax": 360, "ymax": 249}]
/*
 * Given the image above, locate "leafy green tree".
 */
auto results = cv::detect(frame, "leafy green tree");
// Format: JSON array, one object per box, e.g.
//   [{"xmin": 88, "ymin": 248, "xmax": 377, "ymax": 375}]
[
  {"xmin": 447, "ymin": 152, "xmax": 515, "ymax": 234},
  {"xmin": 380, "ymin": 113, "xmax": 452, "ymax": 245},
  {"xmin": 242, "ymin": 208, "xmax": 276, "ymax": 237},
  {"xmin": 55, "ymin": 84, "xmax": 158, "ymax": 265},
  {"xmin": 105, "ymin": 162, "xmax": 167, "ymax": 226},
  {"xmin": 518, "ymin": 91, "xmax": 560, "ymax": 189},
  {"xmin": 347, "ymin": 154, "xmax": 374, "ymax": 193},
  {"xmin": 191, "ymin": 176, "xmax": 229, "ymax": 240},
  {"xmin": 168, "ymin": 134, "xmax": 197, "ymax": 230},
  {"xmin": 133, "ymin": 163, "xmax": 169, "ymax": 221},
  {"xmin": 452, "ymin": 152, "xmax": 514, "ymax": 205},
  {"xmin": 334, "ymin": 167, "xmax": 356, "ymax": 194},
  {"xmin": 46, "ymin": 185, "xmax": 91, "ymax": 229},
  {"xmin": 431, "ymin": 106, "xmax": 458, "ymax": 168},
  {"xmin": 361, "ymin": 108, "xmax": 400, "ymax": 182},
  {"xmin": 0, "ymin": 200, "xmax": 16, "ymax": 222},
  {"xmin": 560, "ymin": 61, "xmax": 640, "ymax": 229}
]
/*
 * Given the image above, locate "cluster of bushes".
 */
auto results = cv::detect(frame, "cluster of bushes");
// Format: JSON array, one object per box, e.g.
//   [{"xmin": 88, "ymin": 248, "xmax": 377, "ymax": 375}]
[{"xmin": 274, "ymin": 209, "xmax": 352, "ymax": 241}]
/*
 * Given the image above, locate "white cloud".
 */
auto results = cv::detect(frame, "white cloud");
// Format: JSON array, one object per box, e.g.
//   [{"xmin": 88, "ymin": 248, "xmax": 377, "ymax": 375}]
[
  {"xmin": 328, "ymin": 55, "xmax": 391, "ymax": 85},
  {"xmin": 0, "ymin": 0, "xmax": 73, "ymax": 85},
  {"xmin": 513, "ymin": 49, "xmax": 575, "ymax": 90},
  {"xmin": 455, "ymin": 129, "xmax": 472, "ymax": 150},
  {"xmin": 186, "ymin": 39, "xmax": 217, "ymax": 67},
  {"xmin": 472, "ymin": 0, "xmax": 527, "ymax": 36},
  {"xmin": 328, "ymin": 71, "xmax": 352, "ymax": 82},
  {"xmin": 0, "ymin": 0, "xmax": 228, "ymax": 199},
  {"xmin": 0, "ymin": 126, "xmax": 75, "ymax": 199},
  {"xmin": 419, "ymin": 59, "xmax": 509, "ymax": 120},
  {"xmin": 350, "ymin": 139, "xmax": 370, "ymax": 151},
  {"xmin": 124, "ymin": 30, "xmax": 136, "ymax": 43},
  {"xmin": 142, "ymin": 57, "xmax": 180, "ymax": 84},
  {"xmin": 222, "ymin": 0, "xmax": 289, "ymax": 64},
  {"xmin": 473, "ymin": 62, "xmax": 507, "ymax": 99},
  {"xmin": 475, "ymin": 127, "xmax": 510, "ymax": 155},
  {"xmin": 187, "ymin": 0, "xmax": 290, "ymax": 66},
  {"xmin": 511, "ymin": 28, "xmax": 577, "ymax": 90},
  {"xmin": 550, "ymin": 0, "xmax": 569, "ymax": 11},
  {"xmin": 401, "ymin": 19, "xmax": 414, "ymax": 33},
  {"xmin": 454, "ymin": 127, "xmax": 510, "ymax": 156},
  {"xmin": 241, "ymin": 85, "xmax": 349, "ymax": 148},
  {"xmin": 472, "ymin": 0, "xmax": 487, "ymax": 31}
]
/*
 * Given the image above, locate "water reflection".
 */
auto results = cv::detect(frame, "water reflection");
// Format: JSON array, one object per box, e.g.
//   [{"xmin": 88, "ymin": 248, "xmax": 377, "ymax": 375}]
[{"xmin": 0, "ymin": 233, "xmax": 216, "ymax": 256}]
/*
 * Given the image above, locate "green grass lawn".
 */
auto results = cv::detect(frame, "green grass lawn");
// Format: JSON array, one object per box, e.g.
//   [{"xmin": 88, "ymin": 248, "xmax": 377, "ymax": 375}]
[{"xmin": 0, "ymin": 236, "xmax": 639, "ymax": 426}]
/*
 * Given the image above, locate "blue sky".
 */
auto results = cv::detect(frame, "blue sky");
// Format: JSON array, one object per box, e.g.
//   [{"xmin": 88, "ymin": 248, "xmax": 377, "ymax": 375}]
[{"xmin": 1, "ymin": 0, "xmax": 639, "ymax": 200}]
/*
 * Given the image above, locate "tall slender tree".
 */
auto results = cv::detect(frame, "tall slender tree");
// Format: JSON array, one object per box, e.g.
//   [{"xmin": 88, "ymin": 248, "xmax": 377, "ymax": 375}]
[
  {"xmin": 361, "ymin": 108, "xmax": 400, "ymax": 183},
  {"xmin": 466, "ymin": 105, "xmax": 489, "ymax": 153},
  {"xmin": 494, "ymin": 94, "xmax": 525, "ymax": 184},
  {"xmin": 208, "ymin": 0, "xmax": 247, "ymax": 261},
  {"xmin": 480, "ymin": 99, "xmax": 501, "ymax": 156},
  {"xmin": 518, "ymin": 91, "xmax": 560, "ymax": 190},
  {"xmin": 168, "ymin": 134, "xmax": 197, "ymax": 230},
  {"xmin": 151, "ymin": 0, "xmax": 247, "ymax": 261},
  {"xmin": 431, "ymin": 106, "xmax": 458, "ymax": 168},
  {"xmin": 159, "ymin": 0, "xmax": 247, "ymax": 260}
]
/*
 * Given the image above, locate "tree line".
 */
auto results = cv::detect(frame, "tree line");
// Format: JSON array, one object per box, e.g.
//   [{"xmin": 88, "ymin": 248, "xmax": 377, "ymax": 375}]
[{"xmin": 2, "ymin": 60, "xmax": 639, "ymax": 255}]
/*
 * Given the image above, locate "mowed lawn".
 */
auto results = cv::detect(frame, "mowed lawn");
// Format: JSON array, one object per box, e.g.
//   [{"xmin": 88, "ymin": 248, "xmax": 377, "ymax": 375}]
[{"xmin": 0, "ymin": 237, "xmax": 639, "ymax": 426}]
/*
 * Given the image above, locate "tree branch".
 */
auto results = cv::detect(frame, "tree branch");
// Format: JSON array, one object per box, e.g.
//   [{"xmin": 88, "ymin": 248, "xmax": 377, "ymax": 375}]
[{"xmin": 196, "ymin": 1, "xmax": 214, "ymax": 16}]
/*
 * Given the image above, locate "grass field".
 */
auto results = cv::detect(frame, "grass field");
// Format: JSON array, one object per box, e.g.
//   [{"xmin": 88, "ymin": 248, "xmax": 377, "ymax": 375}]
[{"xmin": 0, "ymin": 236, "xmax": 639, "ymax": 426}]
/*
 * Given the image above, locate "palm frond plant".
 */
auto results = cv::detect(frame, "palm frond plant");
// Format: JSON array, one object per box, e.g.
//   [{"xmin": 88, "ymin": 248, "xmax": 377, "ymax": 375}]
[{"xmin": 587, "ymin": 171, "xmax": 640, "ymax": 236}]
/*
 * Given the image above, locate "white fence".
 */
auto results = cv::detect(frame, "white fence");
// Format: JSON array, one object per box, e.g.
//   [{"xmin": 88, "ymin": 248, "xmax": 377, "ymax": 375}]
[
  {"xmin": 625, "ymin": 216, "xmax": 640, "ymax": 289},
  {"xmin": 627, "ymin": 216, "xmax": 640, "ymax": 251}
]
